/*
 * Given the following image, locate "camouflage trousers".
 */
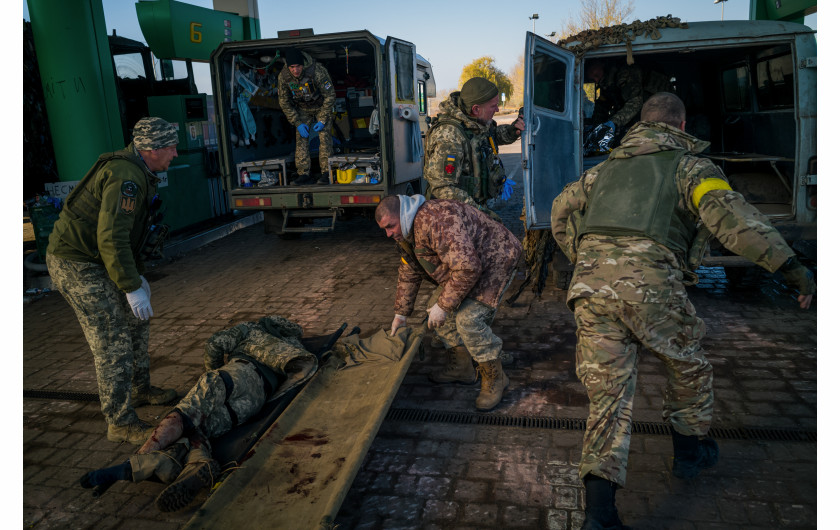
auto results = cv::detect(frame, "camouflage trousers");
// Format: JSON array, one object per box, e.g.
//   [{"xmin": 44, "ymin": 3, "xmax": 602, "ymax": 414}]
[
  {"xmin": 428, "ymin": 272, "xmax": 514, "ymax": 363},
  {"xmin": 173, "ymin": 360, "xmax": 266, "ymax": 439},
  {"xmin": 573, "ymin": 295, "xmax": 714, "ymax": 487},
  {"xmin": 294, "ymin": 108, "xmax": 333, "ymax": 176},
  {"xmin": 45, "ymin": 253, "xmax": 150, "ymax": 426}
]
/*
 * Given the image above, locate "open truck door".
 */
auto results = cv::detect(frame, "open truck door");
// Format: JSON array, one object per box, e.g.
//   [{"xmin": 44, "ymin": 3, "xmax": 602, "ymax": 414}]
[
  {"xmin": 384, "ymin": 36, "xmax": 424, "ymax": 194},
  {"xmin": 522, "ymin": 32, "xmax": 580, "ymax": 230}
]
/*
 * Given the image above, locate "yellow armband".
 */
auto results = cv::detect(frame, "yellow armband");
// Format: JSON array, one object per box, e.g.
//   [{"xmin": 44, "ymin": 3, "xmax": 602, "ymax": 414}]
[{"xmin": 691, "ymin": 178, "xmax": 732, "ymax": 209}]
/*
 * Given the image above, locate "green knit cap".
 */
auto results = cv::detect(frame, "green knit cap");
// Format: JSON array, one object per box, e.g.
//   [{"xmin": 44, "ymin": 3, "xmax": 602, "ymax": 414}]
[{"xmin": 460, "ymin": 77, "xmax": 499, "ymax": 108}]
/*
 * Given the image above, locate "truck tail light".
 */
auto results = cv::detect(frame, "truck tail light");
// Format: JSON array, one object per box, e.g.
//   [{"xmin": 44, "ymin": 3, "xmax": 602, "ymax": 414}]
[
  {"xmin": 340, "ymin": 195, "xmax": 381, "ymax": 205},
  {"xmin": 234, "ymin": 197, "xmax": 272, "ymax": 207}
]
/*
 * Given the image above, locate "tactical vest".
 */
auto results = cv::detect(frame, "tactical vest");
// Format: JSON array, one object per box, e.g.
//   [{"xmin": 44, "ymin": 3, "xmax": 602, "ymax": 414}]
[
  {"xmin": 281, "ymin": 64, "xmax": 322, "ymax": 107},
  {"xmin": 59, "ymin": 150, "xmax": 155, "ymax": 258},
  {"xmin": 425, "ymin": 117, "xmax": 506, "ymax": 203},
  {"xmin": 578, "ymin": 149, "xmax": 697, "ymax": 256}
]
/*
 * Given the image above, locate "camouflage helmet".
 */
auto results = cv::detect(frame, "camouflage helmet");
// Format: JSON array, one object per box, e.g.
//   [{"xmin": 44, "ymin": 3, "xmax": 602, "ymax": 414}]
[{"xmin": 132, "ymin": 117, "xmax": 178, "ymax": 150}]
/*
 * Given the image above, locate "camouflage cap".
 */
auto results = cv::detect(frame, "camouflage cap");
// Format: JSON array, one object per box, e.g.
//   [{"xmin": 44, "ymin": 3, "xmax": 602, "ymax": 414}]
[
  {"xmin": 460, "ymin": 77, "xmax": 499, "ymax": 108},
  {"xmin": 132, "ymin": 117, "xmax": 178, "ymax": 150}
]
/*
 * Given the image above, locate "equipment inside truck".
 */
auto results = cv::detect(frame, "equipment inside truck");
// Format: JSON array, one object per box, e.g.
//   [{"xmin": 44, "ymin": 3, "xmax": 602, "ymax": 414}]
[
  {"xmin": 581, "ymin": 42, "xmax": 799, "ymax": 220},
  {"xmin": 217, "ymin": 38, "xmax": 381, "ymax": 188}
]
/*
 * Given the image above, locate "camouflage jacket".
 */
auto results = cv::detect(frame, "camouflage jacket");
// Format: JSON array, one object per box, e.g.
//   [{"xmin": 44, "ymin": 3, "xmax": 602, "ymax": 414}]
[
  {"xmin": 423, "ymin": 93, "xmax": 520, "ymax": 208},
  {"xmin": 592, "ymin": 65, "xmax": 643, "ymax": 128},
  {"xmin": 46, "ymin": 144, "xmax": 160, "ymax": 292},
  {"xmin": 277, "ymin": 51, "xmax": 336, "ymax": 126},
  {"xmin": 394, "ymin": 199, "xmax": 522, "ymax": 315},
  {"xmin": 551, "ymin": 121, "xmax": 795, "ymax": 308}
]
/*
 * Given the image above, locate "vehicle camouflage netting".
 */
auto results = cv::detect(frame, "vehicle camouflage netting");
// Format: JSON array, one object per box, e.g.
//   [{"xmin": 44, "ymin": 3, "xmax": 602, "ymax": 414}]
[{"xmin": 557, "ymin": 15, "xmax": 690, "ymax": 65}]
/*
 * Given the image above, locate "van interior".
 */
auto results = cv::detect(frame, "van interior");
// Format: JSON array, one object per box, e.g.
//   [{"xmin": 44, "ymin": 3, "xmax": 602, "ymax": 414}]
[
  {"xmin": 217, "ymin": 38, "xmax": 380, "ymax": 186},
  {"xmin": 582, "ymin": 41, "xmax": 798, "ymax": 220}
]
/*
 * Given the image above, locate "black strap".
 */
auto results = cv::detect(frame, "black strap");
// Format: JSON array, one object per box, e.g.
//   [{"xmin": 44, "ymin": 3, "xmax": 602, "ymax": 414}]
[{"xmin": 217, "ymin": 369, "xmax": 240, "ymax": 426}]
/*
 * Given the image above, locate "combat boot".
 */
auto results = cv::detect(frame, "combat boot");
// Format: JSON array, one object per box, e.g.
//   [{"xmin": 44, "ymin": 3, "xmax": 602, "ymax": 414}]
[
  {"xmin": 132, "ymin": 385, "xmax": 177, "ymax": 407},
  {"xmin": 429, "ymin": 346, "xmax": 477, "ymax": 384},
  {"xmin": 129, "ymin": 440, "xmax": 189, "ymax": 483},
  {"xmin": 316, "ymin": 172, "xmax": 331, "ymax": 185},
  {"xmin": 671, "ymin": 431, "xmax": 719, "ymax": 479},
  {"xmin": 155, "ymin": 445, "xmax": 221, "ymax": 512},
  {"xmin": 107, "ymin": 419, "xmax": 155, "ymax": 445},
  {"xmin": 582, "ymin": 475, "xmax": 631, "ymax": 530},
  {"xmin": 292, "ymin": 172, "xmax": 315, "ymax": 185},
  {"xmin": 475, "ymin": 358, "xmax": 509, "ymax": 411}
]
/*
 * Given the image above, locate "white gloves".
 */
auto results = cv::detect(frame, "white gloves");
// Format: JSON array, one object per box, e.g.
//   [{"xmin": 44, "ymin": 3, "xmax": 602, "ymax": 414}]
[
  {"xmin": 426, "ymin": 303, "xmax": 447, "ymax": 329},
  {"xmin": 390, "ymin": 314, "xmax": 407, "ymax": 336},
  {"xmin": 126, "ymin": 286, "xmax": 154, "ymax": 320},
  {"xmin": 139, "ymin": 275, "xmax": 151, "ymax": 299}
]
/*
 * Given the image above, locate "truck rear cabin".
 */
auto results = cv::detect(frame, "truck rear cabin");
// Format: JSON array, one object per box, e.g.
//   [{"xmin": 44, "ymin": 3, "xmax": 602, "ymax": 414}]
[
  {"xmin": 523, "ymin": 20, "xmax": 816, "ymax": 266},
  {"xmin": 209, "ymin": 31, "xmax": 434, "ymax": 234}
]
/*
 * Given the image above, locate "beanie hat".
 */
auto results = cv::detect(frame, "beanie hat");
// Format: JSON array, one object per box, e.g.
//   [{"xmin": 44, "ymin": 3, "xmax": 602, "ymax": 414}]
[
  {"xmin": 132, "ymin": 117, "xmax": 178, "ymax": 150},
  {"xmin": 460, "ymin": 77, "xmax": 499, "ymax": 108},
  {"xmin": 285, "ymin": 48, "xmax": 305, "ymax": 66}
]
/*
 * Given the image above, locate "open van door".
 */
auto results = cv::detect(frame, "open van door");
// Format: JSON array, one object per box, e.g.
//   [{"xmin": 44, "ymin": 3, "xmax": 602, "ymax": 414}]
[
  {"xmin": 522, "ymin": 32, "xmax": 580, "ymax": 230},
  {"xmin": 385, "ymin": 36, "xmax": 424, "ymax": 191}
]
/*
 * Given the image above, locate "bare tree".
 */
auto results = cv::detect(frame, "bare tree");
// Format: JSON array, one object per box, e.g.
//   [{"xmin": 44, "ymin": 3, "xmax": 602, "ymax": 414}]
[{"xmin": 558, "ymin": 0, "xmax": 635, "ymax": 38}]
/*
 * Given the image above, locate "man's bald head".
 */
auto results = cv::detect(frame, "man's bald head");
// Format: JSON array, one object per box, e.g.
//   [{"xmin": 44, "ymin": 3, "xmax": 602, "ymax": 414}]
[{"xmin": 641, "ymin": 92, "xmax": 686, "ymax": 128}]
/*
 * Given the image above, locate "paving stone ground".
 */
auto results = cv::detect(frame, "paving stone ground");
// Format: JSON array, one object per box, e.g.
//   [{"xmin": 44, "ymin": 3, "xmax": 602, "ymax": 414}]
[{"xmin": 22, "ymin": 139, "xmax": 817, "ymax": 528}]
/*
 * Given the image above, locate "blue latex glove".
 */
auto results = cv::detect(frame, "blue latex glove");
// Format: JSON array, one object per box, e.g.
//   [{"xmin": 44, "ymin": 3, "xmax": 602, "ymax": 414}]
[
  {"xmin": 297, "ymin": 124, "xmax": 310, "ymax": 138},
  {"xmin": 312, "ymin": 121, "xmax": 325, "ymax": 133},
  {"xmin": 500, "ymin": 178, "xmax": 516, "ymax": 201},
  {"xmin": 603, "ymin": 120, "xmax": 616, "ymax": 130}
]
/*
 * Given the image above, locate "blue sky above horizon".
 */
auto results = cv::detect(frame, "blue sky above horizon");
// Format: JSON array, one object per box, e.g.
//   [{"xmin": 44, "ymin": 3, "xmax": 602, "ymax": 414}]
[{"xmin": 22, "ymin": 0, "xmax": 817, "ymax": 94}]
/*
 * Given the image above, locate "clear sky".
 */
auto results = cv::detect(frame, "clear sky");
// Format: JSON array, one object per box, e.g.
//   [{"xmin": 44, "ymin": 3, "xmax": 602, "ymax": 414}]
[{"xmin": 21, "ymin": 0, "xmax": 817, "ymax": 94}]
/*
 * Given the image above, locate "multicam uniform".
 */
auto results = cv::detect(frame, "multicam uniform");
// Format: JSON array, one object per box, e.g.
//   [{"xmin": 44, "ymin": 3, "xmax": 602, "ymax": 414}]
[
  {"xmin": 174, "ymin": 316, "xmax": 317, "ymax": 439},
  {"xmin": 46, "ymin": 143, "xmax": 162, "ymax": 428},
  {"xmin": 394, "ymin": 199, "xmax": 522, "ymax": 362},
  {"xmin": 551, "ymin": 121, "xmax": 798, "ymax": 487},
  {"xmin": 591, "ymin": 65, "xmax": 643, "ymax": 128},
  {"xmin": 277, "ymin": 51, "xmax": 336, "ymax": 177},
  {"xmin": 424, "ymin": 94, "xmax": 520, "ymax": 210}
]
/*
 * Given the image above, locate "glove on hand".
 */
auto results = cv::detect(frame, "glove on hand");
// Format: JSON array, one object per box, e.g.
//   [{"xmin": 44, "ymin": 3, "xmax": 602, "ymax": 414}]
[
  {"xmin": 139, "ymin": 275, "xmax": 151, "ymax": 299},
  {"xmin": 500, "ymin": 178, "xmax": 516, "ymax": 201},
  {"xmin": 390, "ymin": 314, "xmax": 407, "ymax": 336},
  {"xmin": 126, "ymin": 287, "xmax": 154, "ymax": 320},
  {"xmin": 297, "ymin": 124, "xmax": 310, "ymax": 138},
  {"xmin": 780, "ymin": 257, "xmax": 816, "ymax": 295},
  {"xmin": 312, "ymin": 121, "xmax": 325, "ymax": 133},
  {"xmin": 426, "ymin": 303, "xmax": 447, "ymax": 329}
]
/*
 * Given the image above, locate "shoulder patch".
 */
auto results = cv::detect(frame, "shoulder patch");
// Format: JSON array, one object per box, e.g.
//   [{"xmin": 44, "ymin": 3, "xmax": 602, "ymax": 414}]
[
  {"xmin": 444, "ymin": 155, "xmax": 457, "ymax": 175},
  {"xmin": 119, "ymin": 181, "xmax": 139, "ymax": 214},
  {"xmin": 323, "ymin": 81, "xmax": 332, "ymax": 90}
]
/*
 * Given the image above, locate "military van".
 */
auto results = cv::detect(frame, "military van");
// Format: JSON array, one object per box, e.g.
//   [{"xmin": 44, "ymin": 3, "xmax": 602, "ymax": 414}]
[
  {"xmin": 521, "ymin": 20, "xmax": 816, "ymax": 278},
  {"xmin": 209, "ymin": 30, "xmax": 436, "ymax": 235}
]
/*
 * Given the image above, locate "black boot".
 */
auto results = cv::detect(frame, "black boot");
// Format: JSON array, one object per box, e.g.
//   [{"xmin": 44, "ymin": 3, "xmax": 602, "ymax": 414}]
[
  {"xmin": 582, "ymin": 475, "xmax": 631, "ymax": 530},
  {"xmin": 291, "ymin": 172, "xmax": 315, "ymax": 185},
  {"xmin": 672, "ymin": 431, "xmax": 719, "ymax": 479},
  {"xmin": 316, "ymin": 172, "xmax": 331, "ymax": 185}
]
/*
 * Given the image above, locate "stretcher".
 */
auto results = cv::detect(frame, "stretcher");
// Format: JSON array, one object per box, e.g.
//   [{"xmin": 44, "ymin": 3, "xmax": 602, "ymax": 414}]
[{"xmin": 183, "ymin": 325, "xmax": 424, "ymax": 529}]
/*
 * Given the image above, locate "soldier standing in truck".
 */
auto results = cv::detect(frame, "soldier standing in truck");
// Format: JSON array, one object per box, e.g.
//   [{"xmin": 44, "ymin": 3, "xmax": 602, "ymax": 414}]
[{"xmin": 277, "ymin": 47, "xmax": 336, "ymax": 185}]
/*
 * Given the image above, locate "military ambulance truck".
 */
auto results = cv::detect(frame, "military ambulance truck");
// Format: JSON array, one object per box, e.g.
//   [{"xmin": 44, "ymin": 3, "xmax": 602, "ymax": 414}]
[
  {"xmin": 521, "ymin": 20, "xmax": 816, "ymax": 280},
  {"xmin": 209, "ymin": 30, "xmax": 435, "ymax": 235}
]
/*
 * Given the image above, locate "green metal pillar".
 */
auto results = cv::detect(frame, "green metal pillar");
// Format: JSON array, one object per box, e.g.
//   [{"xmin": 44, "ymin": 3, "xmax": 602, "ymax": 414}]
[{"xmin": 27, "ymin": 0, "xmax": 124, "ymax": 182}]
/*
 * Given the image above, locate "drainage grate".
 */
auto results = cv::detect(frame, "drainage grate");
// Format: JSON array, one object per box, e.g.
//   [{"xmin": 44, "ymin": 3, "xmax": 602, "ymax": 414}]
[
  {"xmin": 24, "ymin": 389, "xmax": 101, "ymax": 402},
  {"xmin": 386, "ymin": 408, "xmax": 816, "ymax": 443}
]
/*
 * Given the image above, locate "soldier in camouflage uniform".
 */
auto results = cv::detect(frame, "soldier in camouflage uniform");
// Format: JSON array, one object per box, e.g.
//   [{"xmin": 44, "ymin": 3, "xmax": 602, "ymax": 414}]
[
  {"xmin": 424, "ymin": 77, "xmax": 524, "ymax": 215},
  {"xmin": 78, "ymin": 316, "xmax": 318, "ymax": 512},
  {"xmin": 46, "ymin": 117, "xmax": 179, "ymax": 445},
  {"xmin": 550, "ymin": 93, "xmax": 815, "ymax": 529},
  {"xmin": 277, "ymin": 47, "xmax": 336, "ymax": 185},
  {"xmin": 376, "ymin": 195, "xmax": 522, "ymax": 411},
  {"xmin": 585, "ymin": 60, "xmax": 643, "ymax": 135}
]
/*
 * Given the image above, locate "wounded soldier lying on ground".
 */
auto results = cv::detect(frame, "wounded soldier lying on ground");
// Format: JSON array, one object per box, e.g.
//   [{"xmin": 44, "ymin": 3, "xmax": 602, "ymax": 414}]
[
  {"xmin": 80, "ymin": 315, "xmax": 318, "ymax": 511},
  {"xmin": 79, "ymin": 316, "xmax": 419, "ymax": 512}
]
